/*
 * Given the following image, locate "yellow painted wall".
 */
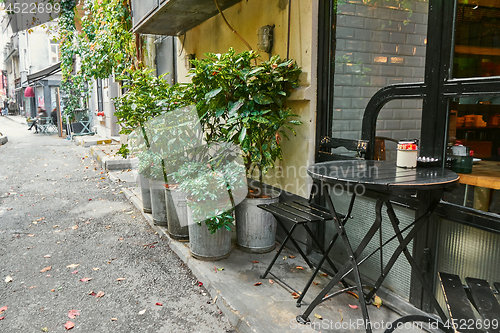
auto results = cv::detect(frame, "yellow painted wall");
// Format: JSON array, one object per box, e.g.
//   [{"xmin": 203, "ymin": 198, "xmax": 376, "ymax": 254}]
[{"xmin": 175, "ymin": 0, "xmax": 318, "ymax": 197}]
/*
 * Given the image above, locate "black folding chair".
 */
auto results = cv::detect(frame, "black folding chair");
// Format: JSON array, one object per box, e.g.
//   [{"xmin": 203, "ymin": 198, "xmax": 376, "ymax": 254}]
[{"xmin": 258, "ymin": 137, "xmax": 369, "ymax": 307}]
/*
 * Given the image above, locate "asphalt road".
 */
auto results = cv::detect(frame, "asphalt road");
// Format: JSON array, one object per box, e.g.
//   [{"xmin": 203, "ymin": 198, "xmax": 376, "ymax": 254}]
[{"xmin": 0, "ymin": 117, "xmax": 234, "ymax": 333}]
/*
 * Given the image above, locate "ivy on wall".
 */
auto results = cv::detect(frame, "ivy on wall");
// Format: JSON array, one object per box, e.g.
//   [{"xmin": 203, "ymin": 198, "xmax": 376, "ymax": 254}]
[{"xmin": 58, "ymin": 0, "xmax": 136, "ymax": 118}]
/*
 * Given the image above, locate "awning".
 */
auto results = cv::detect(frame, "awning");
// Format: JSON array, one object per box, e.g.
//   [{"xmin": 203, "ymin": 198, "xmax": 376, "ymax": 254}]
[
  {"xmin": 27, "ymin": 62, "xmax": 61, "ymax": 85},
  {"xmin": 133, "ymin": 0, "xmax": 242, "ymax": 36}
]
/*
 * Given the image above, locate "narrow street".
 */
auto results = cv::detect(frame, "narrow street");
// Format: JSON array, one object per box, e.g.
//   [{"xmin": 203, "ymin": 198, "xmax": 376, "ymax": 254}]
[{"xmin": 0, "ymin": 117, "xmax": 234, "ymax": 333}]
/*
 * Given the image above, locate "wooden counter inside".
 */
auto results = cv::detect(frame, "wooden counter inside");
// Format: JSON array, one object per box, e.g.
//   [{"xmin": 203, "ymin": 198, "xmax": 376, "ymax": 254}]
[{"xmin": 458, "ymin": 161, "xmax": 500, "ymax": 190}]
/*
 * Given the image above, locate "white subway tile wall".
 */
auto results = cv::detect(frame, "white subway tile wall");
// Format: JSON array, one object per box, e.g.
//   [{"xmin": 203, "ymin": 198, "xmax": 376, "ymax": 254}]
[{"xmin": 333, "ymin": 0, "xmax": 428, "ymax": 145}]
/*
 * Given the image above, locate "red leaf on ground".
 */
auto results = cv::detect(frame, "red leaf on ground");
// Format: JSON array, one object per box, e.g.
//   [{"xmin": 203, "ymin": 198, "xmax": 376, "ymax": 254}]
[
  {"xmin": 254, "ymin": 282, "xmax": 262, "ymax": 286},
  {"xmin": 0, "ymin": 306, "xmax": 7, "ymax": 314},
  {"xmin": 40, "ymin": 266, "xmax": 52, "ymax": 273},
  {"xmin": 252, "ymin": 261, "xmax": 259, "ymax": 263},
  {"xmin": 88, "ymin": 291, "xmax": 96, "ymax": 296},
  {"xmin": 198, "ymin": 282, "xmax": 203, "ymax": 287},
  {"xmin": 95, "ymin": 291, "xmax": 105, "ymax": 298},
  {"xmin": 79, "ymin": 277, "xmax": 91, "ymax": 282},
  {"xmin": 296, "ymin": 266, "xmax": 304, "ymax": 270},
  {"xmin": 0, "ymin": 317, "xmax": 4, "ymax": 320},
  {"xmin": 71, "ymin": 270, "xmax": 78, "ymax": 274},
  {"xmin": 289, "ymin": 255, "xmax": 296, "ymax": 259},
  {"xmin": 68, "ymin": 310, "xmax": 80, "ymax": 319},
  {"xmin": 65, "ymin": 321, "xmax": 75, "ymax": 330},
  {"xmin": 155, "ymin": 302, "xmax": 163, "ymax": 306},
  {"xmin": 349, "ymin": 304, "xmax": 358, "ymax": 309},
  {"xmin": 291, "ymin": 292, "xmax": 300, "ymax": 299}
]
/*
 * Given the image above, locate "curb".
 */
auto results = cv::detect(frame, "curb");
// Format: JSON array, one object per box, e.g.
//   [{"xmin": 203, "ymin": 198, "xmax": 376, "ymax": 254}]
[
  {"xmin": 119, "ymin": 185, "xmax": 255, "ymax": 333},
  {"xmin": 90, "ymin": 146, "xmax": 134, "ymax": 171},
  {"xmin": 0, "ymin": 135, "xmax": 8, "ymax": 145}
]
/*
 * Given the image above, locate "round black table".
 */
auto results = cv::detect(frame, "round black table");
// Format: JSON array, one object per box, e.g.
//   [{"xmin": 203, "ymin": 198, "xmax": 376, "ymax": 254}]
[{"xmin": 297, "ymin": 160, "xmax": 460, "ymax": 332}]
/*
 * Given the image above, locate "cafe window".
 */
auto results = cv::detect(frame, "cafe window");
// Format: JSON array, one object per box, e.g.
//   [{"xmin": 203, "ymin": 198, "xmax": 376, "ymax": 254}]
[{"xmin": 443, "ymin": 0, "xmax": 500, "ymax": 215}]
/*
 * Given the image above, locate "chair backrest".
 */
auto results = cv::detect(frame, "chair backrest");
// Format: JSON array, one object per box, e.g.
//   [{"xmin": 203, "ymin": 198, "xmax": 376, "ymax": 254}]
[
  {"xmin": 39, "ymin": 117, "xmax": 52, "ymax": 125},
  {"xmin": 316, "ymin": 136, "xmax": 369, "ymax": 162}
]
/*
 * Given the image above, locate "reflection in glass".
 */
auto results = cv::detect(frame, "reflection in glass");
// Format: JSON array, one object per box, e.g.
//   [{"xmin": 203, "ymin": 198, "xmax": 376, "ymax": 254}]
[{"xmin": 454, "ymin": 0, "xmax": 500, "ymax": 78}]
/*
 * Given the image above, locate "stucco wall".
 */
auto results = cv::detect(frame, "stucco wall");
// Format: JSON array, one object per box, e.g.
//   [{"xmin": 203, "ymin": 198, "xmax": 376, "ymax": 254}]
[{"xmin": 175, "ymin": 0, "xmax": 317, "ymax": 198}]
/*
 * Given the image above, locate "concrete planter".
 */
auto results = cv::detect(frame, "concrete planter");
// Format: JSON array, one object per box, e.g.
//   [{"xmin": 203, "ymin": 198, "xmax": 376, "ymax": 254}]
[
  {"xmin": 166, "ymin": 188, "xmax": 189, "ymax": 240},
  {"xmin": 138, "ymin": 174, "xmax": 152, "ymax": 214},
  {"xmin": 235, "ymin": 189, "xmax": 280, "ymax": 254},
  {"xmin": 149, "ymin": 179, "xmax": 168, "ymax": 226},
  {"xmin": 187, "ymin": 208, "xmax": 231, "ymax": 261}
]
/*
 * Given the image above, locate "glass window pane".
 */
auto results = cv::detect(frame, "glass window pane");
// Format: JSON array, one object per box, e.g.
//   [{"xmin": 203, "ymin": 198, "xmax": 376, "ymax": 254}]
[
  {"xmin": 332, "ymin": 0, "xmax": 428, "ymax": 144},
  {"xmin": 453, "ymin": 0, "xmax": 500, "ymax": 78}
]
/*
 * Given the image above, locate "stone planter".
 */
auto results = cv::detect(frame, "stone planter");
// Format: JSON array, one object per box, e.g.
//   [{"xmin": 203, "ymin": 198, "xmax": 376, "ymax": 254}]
[
  {"xmin": 187, "ymin": 208, "xmax": 231, "ymax": 261},
  {"xmin": 166, "ymin": 188, "xmax": 189, "ymax": 240},
  {"xmin": 235, "ymin": 189, "xmax": 280, "ymax": 253},
  {"xmin": 138, "ymin": 174, "xmax": 152, "ymax": 214},
  {"xmin": 149, "ymin": 179, "xmax": 167, "ymax": 226}
]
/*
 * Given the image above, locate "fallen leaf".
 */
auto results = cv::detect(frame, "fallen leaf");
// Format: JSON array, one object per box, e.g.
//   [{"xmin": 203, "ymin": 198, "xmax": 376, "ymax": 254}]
[
  {"xmin": 348, "ymin": 304, "xmax": 358, "ymax": 309},
  {"xmin": 254, "ymin": 282, "xmax": 262, "ymax": 286},
  {"xmin": 29, "ymin": 285, "xmax": 37, "ymax": 289},
  {"xmin": 283, "ymin": 256, "xmax": 288, "ymax": 260},
  {"xmin": 291, "ymin": 292, "xmax": 300, "ymax": 299},
  {"xmin": 111, "ymin": 318, "xmax": 117, "ymax": 321},
  {"xmin": 53, "ymin": 225, "xmax": 59, "ymax": 228},
  {"xmin": 71, "ymin": 270, "xmax": 78, "ymax": 274},
  {"xmin": 289, "ymin": 255, "xmax": 296, "ymax": 258},
  {"xmin": 68, "ymin": 310, "xmax": 80, "ymax": 319},
  {"xmin": 373, "ymin": 295, "xmax": 382, "ymax": 309},
  {"xmin": 95, "ymin": 291, "xmax": 105, "ymax": 298},
  {"xmin": 347, "ymin": 291, "xmax": 359, "ymax": 299},
  {"xmin": 71, "ymin": 225, "xmax": 78, "ymax": 230},
  {"xmin": 296, "ymin": 266, "xmax": 304, "ymax": 270},
  {"xmin": 105, "ymin": 226, "xmax": 111, "ymax": 229},
  {"xmin": 138, "ymin": 309, "xmax": 146, "ymax": 315},
  {"xmin": 116, "ymin": 278, "xmax": 126, "ymax": 281},
  {"xmin": 40, "ymin": 266, "xmax": 52, "ymax": 273},
  {"xmin": 313, "ymin": 282, "xmax": 319, "ymax": 285},
  {"xmin": 66, "ymin": 264, "xmax": 79, "ymax": 269},
  {"xmin": 5, "ymin": 276, "xmax": 12, "ymax": 283},
  {"xmin": 44, "ymin": 255, "xmax": 51, "ymax": 258},
  {"xmin": 42, "ymin": 327, "xmax": 49, "ymax": 332},
  {"xmin": 124, "ymin": 211, "xmax": 133, "ymax": 215},
  {"xmin": 213, "ymin": 296, "xmax": 218, "ymax": 303},
  {"xmin": 27, "ymin": 234, "xmax": 35, "ymax": 237},
  {"xmin": 198, "ymin": 282, "xmax": 203, "ymax": 287},
  {"xmin": 0, "ymin": 306, "xmax": 7, "ymax": 314},
  {"xmin": 118, "ymin": 238, "xmax": 124, "ymax": 241},
  {"xmin": 269, "ymin": 279, "xmax": 274, "ymax": 284},
  {"xmin": 51, "ymin": 289, "xmax": 55, "ymax": 292},
  {"xmin": 338, "ymin": 309, "xmax": 343, "ymax": 322},
  {"xmin": 155, "ymin": 302, "xmax": 162, "ymax": 306},
  {"xmin": 64, "ymin": 321, "xmax": 74, "ymax": 330},
  {"xmin": 252, "ymin": 261, "xmax": 259, "ymax": 263},
  {"xmin": 93, "ymin": 268, "xmax": 99, "ymax": 271},
  {"xmin": 314, "ymin": 313, "xmax": 323, "ymax": 320},
  {"xmin": 79, "ymin": 277, "xmax": 92, "ymax": 282},
  {"xmin": 320, "ymin": 273, "xmax": 328, "ymax": 277},
  {"xmin": 88, "ymin": 291, "xmax": 96, "ymax": 296},
  {"xmin": 0, "ymin": 317, "xmax": 4, "ymax": 320}
]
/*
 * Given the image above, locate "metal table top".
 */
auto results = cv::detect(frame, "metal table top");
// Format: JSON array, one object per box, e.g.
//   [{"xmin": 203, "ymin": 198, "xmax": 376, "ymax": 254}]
[{"xmin": 307, "ymin": 160, "xmax": 460, "ymax": 192}]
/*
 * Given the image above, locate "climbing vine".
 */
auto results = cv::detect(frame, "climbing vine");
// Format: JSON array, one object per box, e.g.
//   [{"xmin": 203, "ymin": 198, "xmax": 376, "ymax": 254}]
[{"xmin": 58, "ymin": 0, "xmax": 136, "ymax": 119}]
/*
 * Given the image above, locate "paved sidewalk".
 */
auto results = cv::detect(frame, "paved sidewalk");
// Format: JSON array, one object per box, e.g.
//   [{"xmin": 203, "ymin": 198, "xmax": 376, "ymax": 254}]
[{"xmin": 107, "ymin": 169, "xmax": 434, "ymax": 333}]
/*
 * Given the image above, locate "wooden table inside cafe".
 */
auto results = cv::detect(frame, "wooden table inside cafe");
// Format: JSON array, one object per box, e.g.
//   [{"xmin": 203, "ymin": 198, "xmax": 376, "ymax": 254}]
[{"xmin": 457, "ymin": 160, "xmax": 500, "ymax": 211}]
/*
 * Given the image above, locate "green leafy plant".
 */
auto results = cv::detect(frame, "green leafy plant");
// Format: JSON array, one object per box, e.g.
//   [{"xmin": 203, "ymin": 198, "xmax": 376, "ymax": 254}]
[
  {"xmin": 136, "ymin": 150, "xmax": 165, "ymax": 181},
  {"xmin": 170, "ymin": 151, "xmax": 246, "ymax": 233},
  {"xmin": 184, "ymin": 48, "xmax": 302, "ymax": 195}
]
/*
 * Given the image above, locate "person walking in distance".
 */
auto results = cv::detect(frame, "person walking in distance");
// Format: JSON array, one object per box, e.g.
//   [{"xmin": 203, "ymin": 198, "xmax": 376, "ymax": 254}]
[{"xmin": 27, "ymin": 107, "xmax": 48, "ymax": 133}]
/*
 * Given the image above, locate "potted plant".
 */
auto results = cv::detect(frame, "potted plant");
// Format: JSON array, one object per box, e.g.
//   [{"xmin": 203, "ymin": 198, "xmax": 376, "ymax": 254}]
[
  {"xmin": 185, "ymin": 49, "xmax": 302, "ymax": 253},
  {"xmin": 114, "ymin": 67, "xmax": 172, "ymax": 221},
  {"xmin": 171, "ymin": 146, "xmax": 247, "ymax": 260}
]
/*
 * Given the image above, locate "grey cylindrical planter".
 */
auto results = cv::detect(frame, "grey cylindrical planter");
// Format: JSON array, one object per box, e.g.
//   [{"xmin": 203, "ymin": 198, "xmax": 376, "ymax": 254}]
[
  {"xmin": 138, "ymin": 174, "xmax": 152, "ymax": 214},
  {"xmin": 187, "ymin": 208, "xmax": 231, "ymax": 261},
  {"xmin": 235, "ymin": 189, "xmax": 280, "ymax": 253},
  {"xmin": 166, "ymin": 189, "xmax": 189, "ymax": 240},
  {"xmin": 149, "ymin": 179, "xmax": 168, "ymax": 226}
]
